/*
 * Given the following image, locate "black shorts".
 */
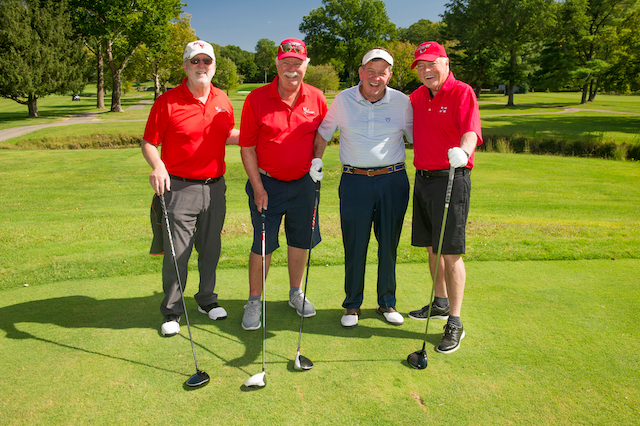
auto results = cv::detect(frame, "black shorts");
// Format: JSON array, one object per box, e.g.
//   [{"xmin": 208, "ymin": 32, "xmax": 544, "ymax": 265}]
[
  {"xmin": 246, "ymin": 174, "xmax": 321, "ymax": 255},
  {"xmin": 411, "ymin": 170, "xmax": 471, "ymax": 254}
]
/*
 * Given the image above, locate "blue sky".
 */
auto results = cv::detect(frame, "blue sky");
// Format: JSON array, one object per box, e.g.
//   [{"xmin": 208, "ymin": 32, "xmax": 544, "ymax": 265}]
[{"xmin": 182, "ymin": 0, "xmax": 447, "ymax": 53}]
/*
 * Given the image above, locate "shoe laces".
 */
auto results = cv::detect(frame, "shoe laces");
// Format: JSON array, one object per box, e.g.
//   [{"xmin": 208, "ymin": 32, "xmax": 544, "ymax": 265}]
[
  {"xmin": 290, "ymin": 291, "xmax": 307, "ymax": 308},
  {"xmin": 244, "ymin": 301, "xmax": 261, "ymax": 315},
  {"xmin": 443, "ymin": 322, "xmax": 461, "ymax": 336}
]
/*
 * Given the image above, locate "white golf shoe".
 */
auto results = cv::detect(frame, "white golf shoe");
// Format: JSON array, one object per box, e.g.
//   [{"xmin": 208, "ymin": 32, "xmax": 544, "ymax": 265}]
[
  {"xmin": 161, "ymin": 315, "xmax": 180, "ymax": 336},
  {"xmin": 340, "ymin": 308, "xmax": 360, "ymax": 328}
]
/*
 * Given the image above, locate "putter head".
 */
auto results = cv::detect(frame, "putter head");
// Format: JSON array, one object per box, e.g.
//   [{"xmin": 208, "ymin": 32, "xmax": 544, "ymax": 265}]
[
  {"xmin": 186, "ymin": 370, "xmax": 210, "ymax": 387},
  {"xmin": 244, "ymin": 371, "xmax": 266, "ymax": 388},
  {"xmin": 407, "ymin": 349, "xmax": 428, "ymax": 370},
  {"xmin": 294, "ymin": 353, "xmax": 314, "ymax": 371}
]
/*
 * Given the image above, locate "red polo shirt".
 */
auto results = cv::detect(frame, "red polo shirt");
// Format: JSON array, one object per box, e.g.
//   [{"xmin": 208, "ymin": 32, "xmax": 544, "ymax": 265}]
[
  {"xmin": 410, "ymin": 71, "xmax": 482, "ymax": 171},
  {"xmin": 143, "ymin": 78, "xmax": 235, "ymax": 180},
  {"xmin": 239, "ymin": 77, "xmax": 327, "ymax": 181}
]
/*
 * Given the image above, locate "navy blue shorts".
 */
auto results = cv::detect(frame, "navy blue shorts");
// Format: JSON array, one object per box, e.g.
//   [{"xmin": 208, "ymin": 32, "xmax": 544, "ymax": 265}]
[
  {"xmin": 246, "ymin": 174, "xmax": 321, "ymax": 255},
  {"xmin": 411, "ymin": 171, "xmax": 471, "ymax": 255}
]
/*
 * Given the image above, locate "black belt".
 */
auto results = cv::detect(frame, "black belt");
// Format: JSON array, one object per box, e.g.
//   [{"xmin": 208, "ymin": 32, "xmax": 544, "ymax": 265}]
[
  {"xmin": 342, "ymin": 162, "xmax": 405, "ymax": 176},
  {"xmin": 417, "ymin": 168, "xmax": 469, "ymax": 178},
  {"xmin": 169, "ymin": 174, "xmax": 222, "ymax": 184}
]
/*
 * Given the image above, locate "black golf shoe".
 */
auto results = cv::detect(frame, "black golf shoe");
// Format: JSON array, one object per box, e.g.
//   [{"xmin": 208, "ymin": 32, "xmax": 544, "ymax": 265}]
[
  {"xmin": 436, "ymin": 323, "xmax": 465, "ymax": 353},
  {"xmin": 408, "ymin": 302, "xmax": 450, "ymax": 320},
  {"xmin": 198, "ymin": 302, "xmax": 228, "ymax": 320}
]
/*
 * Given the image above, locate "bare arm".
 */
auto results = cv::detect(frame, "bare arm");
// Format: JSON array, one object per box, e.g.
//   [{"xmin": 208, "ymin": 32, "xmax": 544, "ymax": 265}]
[
  {"xmin": 460, "ymin": 131, "xmax": 478, "ymax": 157},
  {"xmin": 240, "ymin": 145, "xmax": 268, "ymax": 212},
  {"xmin": 141, "ymin": 140, "xmax": 170, "ymax": 195},
  {"xmin": 313, "ymin": 131, "xmax": 328, "ymax": 159},
  {"xmin": 226, "ymin": 128, "xmax": 240, "ymax": 145}
]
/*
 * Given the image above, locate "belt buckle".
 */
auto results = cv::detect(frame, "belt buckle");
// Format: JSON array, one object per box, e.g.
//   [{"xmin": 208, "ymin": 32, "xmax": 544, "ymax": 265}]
[
  {"xmin": 366, "ymin": 169, "xmax": 375, "ymax": 176},
  {"xmin": 204, "ymin": 178, "xmax": 213, "ymax": 184}
]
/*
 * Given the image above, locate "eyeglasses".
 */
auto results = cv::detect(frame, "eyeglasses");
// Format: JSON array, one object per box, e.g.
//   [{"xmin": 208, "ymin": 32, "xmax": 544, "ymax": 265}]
[
  {"xmin": 279, "ymin": 42, "xmax": 305, "ymax": 56},
  {"xmin": 190, "ymin": 57, "xmax": 213, "ymax": 65}
]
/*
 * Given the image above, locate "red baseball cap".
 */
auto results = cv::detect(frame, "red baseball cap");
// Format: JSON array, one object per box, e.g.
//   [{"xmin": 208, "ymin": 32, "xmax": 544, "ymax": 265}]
[
  {"xmin": 277, "ymin": 38, "xmax": 307, "ymax": 61},
  {"xmin": 411, "ymin": 41, "xmax": 447, "ymax": 69}
]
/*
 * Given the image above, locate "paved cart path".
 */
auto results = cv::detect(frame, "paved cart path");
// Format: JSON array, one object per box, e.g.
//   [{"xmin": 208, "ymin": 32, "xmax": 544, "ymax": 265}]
[{"xmin": 0, "ymin": 100, "xmax": 152, "ymax": 142}]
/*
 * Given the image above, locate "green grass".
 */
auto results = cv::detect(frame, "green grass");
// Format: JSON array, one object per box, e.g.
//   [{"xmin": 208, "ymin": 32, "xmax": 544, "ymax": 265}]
[{"xmin": 1, "ymin": 147, "xmax": 639, "ymax": 424}]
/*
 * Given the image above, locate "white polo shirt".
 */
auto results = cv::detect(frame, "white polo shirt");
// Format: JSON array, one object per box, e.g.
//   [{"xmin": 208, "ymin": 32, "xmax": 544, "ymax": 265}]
[{"xmin": 318, "ymin": 83, "xmax": 413, "ymax": 168}]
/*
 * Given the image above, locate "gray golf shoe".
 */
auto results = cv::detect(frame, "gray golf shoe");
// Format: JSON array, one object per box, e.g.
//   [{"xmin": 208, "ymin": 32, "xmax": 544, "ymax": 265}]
[
  {"xmin": 242, "ymin": 300, "xmax": 261, "ymax": 330},
  {"xmin": 288, "ymin": 290, "xmax": 316, "ymax": 317}
]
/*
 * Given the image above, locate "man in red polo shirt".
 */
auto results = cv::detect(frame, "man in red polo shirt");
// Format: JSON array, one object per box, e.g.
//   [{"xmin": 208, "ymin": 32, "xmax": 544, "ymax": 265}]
[
  {"xmin": 239, "ymin": 38, "xmax": 327, "ymax": 330},
  {"xmin": 142, "ymin": 40, "xmax": 239, "ymax": 337},
  {"xmin": 408, "ymin": 41, "xmax": 483, "ymax": 354}
]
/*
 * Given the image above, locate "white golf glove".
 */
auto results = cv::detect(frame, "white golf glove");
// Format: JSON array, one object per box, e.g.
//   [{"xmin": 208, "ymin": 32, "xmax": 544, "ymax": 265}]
[
  {"xmin": 448, "ymin": 147, "xmax": 469, "ymax": 168},
  {"xmin": 309, "ymin": 158, "xmax": 324, "ymax": 182}
]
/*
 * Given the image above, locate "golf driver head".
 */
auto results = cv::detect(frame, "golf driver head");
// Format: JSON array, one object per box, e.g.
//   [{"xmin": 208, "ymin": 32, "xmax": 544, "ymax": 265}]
[
  {"xmin": 186, "ymin": 370, "xmax": 210, "ymax": 387},
  {"xmin": 294, "ymin": 352, "xmax": 314, "ymax": 371},
  {"xmin": 244, "ymin": 371, "xmax": 266, "ymax": 388},
  {"xmin": 407, "ymin": 349, "xmax": 428, "ymax": 370}
]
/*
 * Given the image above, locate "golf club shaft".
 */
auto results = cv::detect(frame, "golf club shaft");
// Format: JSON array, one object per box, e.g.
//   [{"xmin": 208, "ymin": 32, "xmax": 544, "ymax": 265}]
[
  {"xmin": 159, "ymin": 194, "xmax": 201, "ymax": 372},
  {"xmin": 421, "ymin": 166, "xmax": 456, "ymax": 347},
  {"xmin": 261, "ymin": 211, "xmax": 266, "ymax": 374},
  {"xmin": 297, "ymin": 181, "xmax": 321, "ymax": 352}
]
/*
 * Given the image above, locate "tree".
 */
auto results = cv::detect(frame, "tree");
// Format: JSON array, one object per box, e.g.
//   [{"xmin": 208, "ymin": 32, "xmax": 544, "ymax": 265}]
[
  {"xmin": 219, "ymin": 45, "xmax": 259, "ymax": 83},
  {"xmin": 0, "ymin": 0, "xmax": 86, "ymax": 118},
  {"xmin": 304, "ymin": 64, "xmax": 340, "ymax": 92},
  {"xmin": 398, "ymin": 19, "xmax": 442, "ymax": 45},
  {"xmin": 212, "ymin": 56, "xmax": 239, "ymax": 94},
  {"xmin": 255, "ymin": 38, "xmax": 277, "ymax": 83},
  {"xmin": 127, "ymin": 14, "xmax": 197, "ymax": 99},
  {"xmin": 300, "ymin": 0, "xmax": 396, "ymax": 85},
  {"xmin": 442, "ymin": 0, "xmax": 502, "ymax": 97},
  {"xmin": 70, "ymin": 0, "xmax": 182, "ymax": 112},
  {"xmin": 548, "ymin": 0, "xmax": 635, "ymax": 103},
  {"xmin": 606, "ymin": 9, "xmax": 640, "ymax": 93},
  {"xmin": 387, "ymin": 41, "xmax": 420, "ymax": 92}
]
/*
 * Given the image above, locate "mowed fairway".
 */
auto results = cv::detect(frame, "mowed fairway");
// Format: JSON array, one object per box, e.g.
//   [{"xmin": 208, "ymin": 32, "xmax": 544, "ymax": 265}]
[{"xmin": 0, "ymin": 147, "xmax": 639, "ymax": 425}]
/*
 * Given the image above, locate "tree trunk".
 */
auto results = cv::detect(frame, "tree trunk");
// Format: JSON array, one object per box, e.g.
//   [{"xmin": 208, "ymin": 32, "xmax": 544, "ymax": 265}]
[
  {"xmin": 507, "ymin": 50, "xmax": 516, "ymax": 106},
  {"xmin": 110, "ymin": 68, "xmax": 123, "ymax": 112},
  {"xmin": 475, "ymin": 85, "xmax": 482, "ymax": 99},
  {"xmin": 153, "ymin": 65, "xmax": 161, "ymax": 100},
  {"xmin": 96, "ymin": 42, "xmax": 105, "ymax": 110},
  {"xmin": 28, "ymin": 94, "xmax": 39, "ymax": 118},
  {"xmin": 588, "ymin": 79, "xmax": 598, "ymax": 102},
  {"xmin": 580, "ymin": 82, "xmax": 589, "ymax": 104}
]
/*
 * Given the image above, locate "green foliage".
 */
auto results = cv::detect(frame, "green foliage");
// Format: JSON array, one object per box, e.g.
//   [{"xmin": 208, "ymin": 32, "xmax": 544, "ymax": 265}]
[
  {"xmin": 304, "ymin": 64, "xmax": 340, "ymax": 92},
  {"xmin": 212, "ymin": 56, "xmax": 239, "ymax": 94},
  {"xmin": 254, "ymin": 38, "xmax": 278, "ymax": 83},
  {"xmin": 300, "ymin": 0, "xmax": 396, "ymax": 85},
  {"xmin": 219, "ymin": 45, "xmax": 260, "ymax": 83},
  {"xmin": 0, "ymin": 0, "xmax": 87, "ymax": 118},
  {"xmin": 387, "ymin": 40, "xmax": 420, "ymax": 92},
  {"xmin": 397, "ymin": 19, "xmax": 442, "ymax": 45}
]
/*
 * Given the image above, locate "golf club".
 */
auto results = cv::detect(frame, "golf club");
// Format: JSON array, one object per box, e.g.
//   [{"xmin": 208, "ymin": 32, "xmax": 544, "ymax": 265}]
[
  {"xmin": 159, "ymin": 194, "xmax": 210, "ymax": 387},
  {"xmin": 244, "ymin": 211, "xmax": 267, "ymax": 388},
  {"xmin": 407, "ymin": 166, "xmax": 456, "ymax": 370},
  {"xmin": 294, "ymin": 180, "xmax": 321, "ymax": 371}
]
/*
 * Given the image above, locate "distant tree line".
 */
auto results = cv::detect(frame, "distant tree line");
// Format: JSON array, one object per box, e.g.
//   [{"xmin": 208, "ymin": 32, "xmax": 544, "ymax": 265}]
[{"xmin": 1, "ymin": 0, "xmax": 639, "ymax": 117}]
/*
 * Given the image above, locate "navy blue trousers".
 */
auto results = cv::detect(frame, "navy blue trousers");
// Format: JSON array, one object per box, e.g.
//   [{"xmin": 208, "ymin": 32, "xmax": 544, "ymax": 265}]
[{"xmin": 339, "ymin": 170, "xmax": 409, "ymax": 309}]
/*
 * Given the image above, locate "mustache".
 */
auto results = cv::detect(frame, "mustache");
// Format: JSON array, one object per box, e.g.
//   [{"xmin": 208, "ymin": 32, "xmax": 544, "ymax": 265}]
[{"xmin": 283, "ymin": 72, "xmax": 299, "ymax": 78}]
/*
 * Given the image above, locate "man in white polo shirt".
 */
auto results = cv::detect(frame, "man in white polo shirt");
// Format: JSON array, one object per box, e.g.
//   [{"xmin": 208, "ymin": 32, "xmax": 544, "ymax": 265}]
[{"xmin": 314, "ymin": 47, "xmax": 413, "ymax": 328}]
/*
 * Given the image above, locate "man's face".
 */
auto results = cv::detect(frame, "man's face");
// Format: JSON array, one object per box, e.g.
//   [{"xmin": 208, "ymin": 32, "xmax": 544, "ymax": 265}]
[
  {"xmin": 416, "ymin": 58, "xmax": 449, "ymax": 95},
  {"xmin": 183, "ymin": 54, "xmax": 216, "ymax": 87},
  {"xmin": 277, "ymin": 58, "xmax": 307, "ymax": 92},
  {"xmin": 358, "ymin": 59, "xmax": 392, "ymax": 102}
]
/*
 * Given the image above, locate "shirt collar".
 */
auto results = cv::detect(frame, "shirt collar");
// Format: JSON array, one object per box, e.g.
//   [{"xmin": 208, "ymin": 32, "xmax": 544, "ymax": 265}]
[
  {"xmin": 356, "ymin": 82, "xmax": 390, "ymax": 105},
  {"xmin": 269, "ymin": 76, "xmax": 308, "ymax": 100},
  {"xmin": 177, "ymin": 77, "xmax": 214, "ymax": 102}
]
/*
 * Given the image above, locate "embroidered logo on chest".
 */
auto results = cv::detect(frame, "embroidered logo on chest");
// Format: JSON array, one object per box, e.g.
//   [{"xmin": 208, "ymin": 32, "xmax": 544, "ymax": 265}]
[
  {"xmin": 215, "ymin": 106, "xmax": 227, "ymax": 113},
  {"xmin": 439, "ymin": 106, "xmax": 448, "ymax": 113},
  {"xmin": 303, "ymin": 106, "xmax": 315, "ymax": 116}
]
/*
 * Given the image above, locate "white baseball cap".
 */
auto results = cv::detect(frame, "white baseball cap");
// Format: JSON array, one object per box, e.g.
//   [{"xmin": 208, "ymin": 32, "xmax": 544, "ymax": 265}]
[
  {"xmin": 362, "ymin": 48, "xmax": 394, "ymax": 67},
  {"xmin": 183, "ymin": 40, "xmax": 216, "ymax": 62}
]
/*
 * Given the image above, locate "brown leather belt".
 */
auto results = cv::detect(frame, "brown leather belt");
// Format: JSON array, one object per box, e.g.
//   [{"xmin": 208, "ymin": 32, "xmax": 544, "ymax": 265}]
[{"xmin": 342, "ymin": 162, "xmax": 405, "ymax": 176}]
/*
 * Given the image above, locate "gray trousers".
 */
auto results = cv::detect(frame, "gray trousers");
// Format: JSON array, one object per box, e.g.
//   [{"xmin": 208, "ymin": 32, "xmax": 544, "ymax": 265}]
[{"xmin": 160, "ymin": 177, "xmax": 226, "ymax": 316}]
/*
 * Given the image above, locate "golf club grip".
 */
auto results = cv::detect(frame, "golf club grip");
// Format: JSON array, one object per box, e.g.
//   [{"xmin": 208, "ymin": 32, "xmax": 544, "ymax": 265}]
[{"xmin": 445, "ymin": 166, "xmax": 455, "ymax": 204}]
